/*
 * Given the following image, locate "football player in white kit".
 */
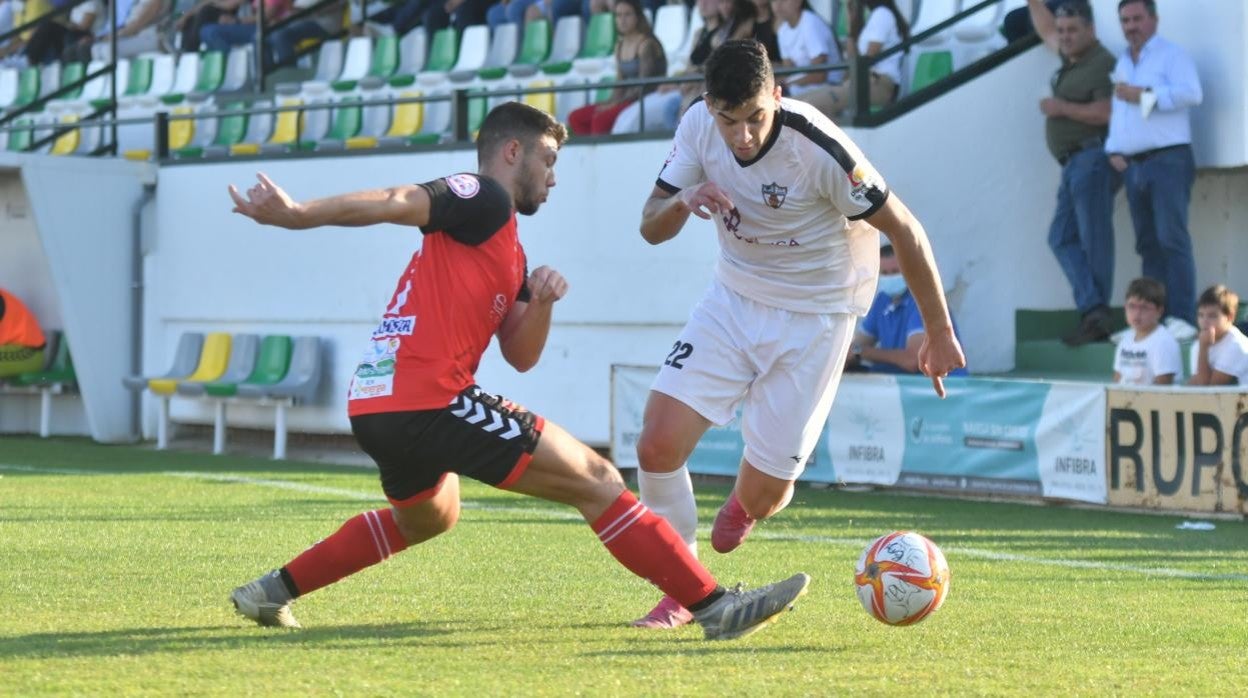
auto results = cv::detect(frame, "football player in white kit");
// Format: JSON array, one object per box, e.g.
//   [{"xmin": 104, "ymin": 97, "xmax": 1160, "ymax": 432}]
[{"xmin": 632, "ymin": 39, "xmax": 967, "ymax": 628}]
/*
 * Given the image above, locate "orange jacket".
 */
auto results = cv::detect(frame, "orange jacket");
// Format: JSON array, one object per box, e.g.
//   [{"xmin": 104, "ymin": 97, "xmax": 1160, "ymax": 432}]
[{"xmin": 0, "ymin": 288, "xmax": 46, "ymax": 349}]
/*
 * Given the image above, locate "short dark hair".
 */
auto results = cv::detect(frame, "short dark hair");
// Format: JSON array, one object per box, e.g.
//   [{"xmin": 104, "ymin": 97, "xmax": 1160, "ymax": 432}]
[
  {"xmin": 476, "ymin": 102, "xmax": 568, "ymax": 165},
  {"xmin": 704, "ymin": 39, "xmax": 773, "ymax": 110},
  {"xmin": 1198, "ymin": 284, "xmax": 1239, "ymax": 320},
  {"xmin": 1118, "ymin": 0, "xmax": 1156, "ymax": 17},
  {"xmin": 1126, "ymin": 277, "xmax": 1166, "ymax": 309},
  {"xmin": 1055, "ymin": 0, "xmax": 1094, "ymax": 23}
]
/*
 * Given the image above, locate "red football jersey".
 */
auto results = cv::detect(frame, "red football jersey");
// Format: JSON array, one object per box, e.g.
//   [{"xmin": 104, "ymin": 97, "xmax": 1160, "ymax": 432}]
[{"xmin": 347, "ymin": 174, "xmax": 530, "ymax": 415}]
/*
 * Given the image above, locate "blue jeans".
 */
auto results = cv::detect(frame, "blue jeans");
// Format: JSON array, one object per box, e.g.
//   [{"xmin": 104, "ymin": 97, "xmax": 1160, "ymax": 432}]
[
  {"xmin": 200, "ymin": 22, "xmax": 257, "ymax": 53},
  {"xmin": 1123, "ymin": 145, "xmax": 1197, "ymax": 324},
  {"xmin": 1047, "ymin": 145, "xmax": 1119, "ymax": 314},
  {"xmin": 487, "ymin": 0, "xmax": 540, "ymax": 29}
]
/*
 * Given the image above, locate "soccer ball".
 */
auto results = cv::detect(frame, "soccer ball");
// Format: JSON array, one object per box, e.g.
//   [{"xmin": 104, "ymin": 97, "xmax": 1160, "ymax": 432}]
[{"xmin": 854, "ymin": 531, "xmax": 950, "ymax": 626}]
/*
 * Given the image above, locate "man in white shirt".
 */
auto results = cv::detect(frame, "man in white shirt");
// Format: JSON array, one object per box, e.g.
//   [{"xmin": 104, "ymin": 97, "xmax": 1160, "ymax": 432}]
[
  {"xmin": 1105, "ymin": 0, "xmax": 1202, "ymax": 335},
  {"xmin": 632, "ymin": 38, "xmax": 965, "ymax": 628},
  {"xmin": 1188, "ymin": 285, "xmax": 1248, "ymax": 386}
]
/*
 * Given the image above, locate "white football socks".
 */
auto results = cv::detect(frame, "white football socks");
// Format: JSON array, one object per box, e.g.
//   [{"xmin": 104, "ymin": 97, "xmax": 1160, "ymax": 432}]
[{"xmin": 638, "ymin": 465, "xmax": 699, "ymax": 556}]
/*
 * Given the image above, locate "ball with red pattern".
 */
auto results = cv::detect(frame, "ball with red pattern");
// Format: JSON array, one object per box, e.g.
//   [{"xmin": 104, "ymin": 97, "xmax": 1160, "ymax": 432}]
[{"xmin": 854, "ymin": 531, "xmax": 950, "ymax": 626}]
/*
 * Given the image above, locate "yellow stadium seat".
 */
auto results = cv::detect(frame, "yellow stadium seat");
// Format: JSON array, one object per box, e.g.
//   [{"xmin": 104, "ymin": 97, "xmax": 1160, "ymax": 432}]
[
  {"xmin": 50, "ymin": 115, "xmax": 80, "ymax": 156},
  {"xmin": 524, "ymin": 80, "xmax": 555, "ymax": 116},
  {"xmin": 123, "ymin": 107, "xmax": 195, "ymax": 160},
  {"xmin": 231, "ymin": 98, "xmax": 304, "ymax": 155},
  {"xmin": 148, "ymin": 332, "xmax": 231, "ymax": 396},
  {"xmin": 346, "ymin": 90, "xmax": 424, "ymax": 149}
]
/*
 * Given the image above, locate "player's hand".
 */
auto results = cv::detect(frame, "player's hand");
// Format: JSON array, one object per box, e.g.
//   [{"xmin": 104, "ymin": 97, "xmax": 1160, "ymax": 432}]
[
  {"xmin": 677, "ymin": 182, "xmax": 734, "ymax": 220},
  {"xmin": 917, "ymin": 328, "xmax": 966, "ymax": 399},
  {"xmin": 527, "ymin": 266, "xmax": 568, "ymax": 305},
  {"xmin": 228, "ymin": 172, "xmax": 304, "ymax": 228},
  {"xmin": 1108, "ymin": 154, "xmax": 1128, "ymax": 173}
]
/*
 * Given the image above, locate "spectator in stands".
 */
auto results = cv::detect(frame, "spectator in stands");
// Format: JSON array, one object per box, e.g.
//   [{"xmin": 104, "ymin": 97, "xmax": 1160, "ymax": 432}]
[
  {"xmin": 610, "ymin": 0, "xmax": 731, "ymax": 134},
  {"xmin": 0, "ymin": 0, "xmax": 52, "ymax": 65},
  {"xmin": 1187, "ymin": 285, "xmax": 1248, "ymax": 386},
  {"xmin": 824, "ymin": 0, "xmax": 907, "ymax": 119},
  {"xmin": 486, "ymin": 0, "xmax": 539, "ymax": 31},
  {"xmin": 0, "ymin": 287, "xmax": 46, "ymax": 379},
  {"xmin": 22, "ymin": 0, "xmax": 99, "ymax": 64},
  {"xmin": 174, "ymin": 0, "xmax": 241, "ymax": 52},
  {"xmin": 71, "ymin": 0, "xmax": 169, "ymax": 60},
  {"xmin": 1001, "ymin": 0, "xmax": 1061, "ymax": 43},
  {"xmin": 267, "ymin": 0, "xmax": 344, "ymax": 70},
  {"xmin": 567, "ymin": 0, "xmax": 665, "ymax": 135},
  {"xmin": 1105, "ymin": 0, "xmax": 1202, "ymax": 337},
  {"xmin": 752, "ymin": 0, "xmax": 777, "ymax": 36},
  {"xmin": 372, "ymin": 0, "xmax": 491, "ymax": 35},
  {"xmin": 1028, "ymin": 0, "xmax": 1118, "ymax": 347},
  {"xmin": 771, "ymin": 0, "xmax": 842, "ymax": 118},
  {"xmin": 845, "ymin": 244, "xmax": 968, "ymax": 376},
  {"xmin": 198, "ymin": 0, "xmax": 292, "ymax": 55},
  {"xmin": 1113, "ymin": 277, "xmax": 1181, "ymax": 386}
]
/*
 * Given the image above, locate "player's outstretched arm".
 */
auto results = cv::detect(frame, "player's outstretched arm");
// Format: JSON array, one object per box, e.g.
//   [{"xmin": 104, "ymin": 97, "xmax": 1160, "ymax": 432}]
[
  {"xmin": 497, "ymin": 266, "xmax": 569, "ymax": 372},
  {"xmin": 228, "ymin": 172, "xmax": 431, "ymax": 229},
  {"xmin": 866, "ymin": 193, "xmax": 966, "ymax": 397},
  {"xmin": 639, "ymin": 182, "xmax": 734, "ymax": 245}
]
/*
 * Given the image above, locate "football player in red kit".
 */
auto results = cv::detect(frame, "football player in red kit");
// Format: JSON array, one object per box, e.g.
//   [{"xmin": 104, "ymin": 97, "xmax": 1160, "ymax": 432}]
[{"xmin": 225, "ymin": 102, "xmax": 810, "ymax": 640}]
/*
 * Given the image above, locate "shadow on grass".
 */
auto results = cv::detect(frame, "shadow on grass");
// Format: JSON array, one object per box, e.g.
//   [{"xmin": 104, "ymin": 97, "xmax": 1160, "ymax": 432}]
[
  {"xmin": 0, "ymin": 621, "xmax": 458, "ymax": 659},
  {"xmin": 579, "ymin": 644, "xmax": 830, "ymax": 657}
]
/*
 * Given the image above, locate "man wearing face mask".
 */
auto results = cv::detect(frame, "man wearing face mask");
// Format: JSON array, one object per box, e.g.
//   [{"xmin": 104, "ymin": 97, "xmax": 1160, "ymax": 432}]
[{"xmin": 846, "ymin": 244, "xmax": 968, "ymax": 375}]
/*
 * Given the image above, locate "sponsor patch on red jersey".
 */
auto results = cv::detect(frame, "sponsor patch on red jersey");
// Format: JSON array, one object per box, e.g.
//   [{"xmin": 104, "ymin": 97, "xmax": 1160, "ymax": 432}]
[{"xmin": 446, "ymin": 174, "xmax": 481, "ymax": 199}]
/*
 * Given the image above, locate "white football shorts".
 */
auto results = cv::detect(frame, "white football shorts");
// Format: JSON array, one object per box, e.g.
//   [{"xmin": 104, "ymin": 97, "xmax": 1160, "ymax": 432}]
[{"xmin": 650, "ymin": 279, "xmax": 856, "ymax": 480}]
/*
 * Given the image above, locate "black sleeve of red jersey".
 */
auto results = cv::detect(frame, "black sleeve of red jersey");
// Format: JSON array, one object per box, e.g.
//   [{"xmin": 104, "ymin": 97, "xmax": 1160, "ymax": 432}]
[
  {"xmin": 516, "ymin": 258, "xmax": 531, "ymax": 303},
  {"xmin": 417, "ymin": 175, "xmax": 513, "ymax": 246}
]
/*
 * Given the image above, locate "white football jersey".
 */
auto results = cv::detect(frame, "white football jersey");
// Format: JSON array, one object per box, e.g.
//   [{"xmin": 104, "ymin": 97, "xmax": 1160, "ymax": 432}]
[{"xmin": 657, "ymin": 97, "xmax": 889, "ymax": 315}]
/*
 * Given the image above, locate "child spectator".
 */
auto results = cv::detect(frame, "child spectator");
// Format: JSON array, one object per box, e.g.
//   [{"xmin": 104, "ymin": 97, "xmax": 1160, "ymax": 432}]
[
  {"xmin": 1113, "ymin": 277, "xmax": 1181, "ymax": 385},
  {"xmin": 1187, "ymin": 284, "xmax": 1248, "ymax": 386}
]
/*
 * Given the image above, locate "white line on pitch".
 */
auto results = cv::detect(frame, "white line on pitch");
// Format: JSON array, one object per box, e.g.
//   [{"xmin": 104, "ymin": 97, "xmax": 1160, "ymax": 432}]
[{"xmin": 4, "ymin": 463, "xmax": 1246, "ymax": 582}]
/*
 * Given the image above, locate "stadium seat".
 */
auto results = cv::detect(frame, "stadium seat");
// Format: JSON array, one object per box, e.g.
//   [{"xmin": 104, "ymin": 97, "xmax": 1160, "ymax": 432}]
[
  {"xmin": 49, "ymin": 114, "xmax": 81, "ymax": 155},
  {"xmin": 177, "ymin": 334, "xmax": 258, "ymax": 398},
  {"xmin": 6, "ymin": 331, "xmax": 76, "ymax": 438},
  {"xmin": 146, "ymin": 332, "xmax": 230, "ymax": 449},
  {"xmin": 56, "ymin": 62, "xmax": 85, "ymax": 100},
  {"xmin": 304, "ymin": 36, "xmax": 371, "ymax": 92},
  {"xmin": 237, "ymin": 336, "xmax": 323, "ymax": 459},
  {"xmin": 90, "ymin": 57, "xmax": 151, "ymax": 111},
  {"xmin": 454, "ymin": 22, "xmax": 517, "ymax": 82},
  {"xmin": 309, "ymin": 39, "xmax": 345, "ymax": 85},
  {"xmin": 174, "ymin": 102, "xmax": 248, "ymax": 158},
  {"xmin": 523, "ymin": 79, "xmax": 555, "ymax": 116},
  {"xmin": 912, "ymin": 0, "xmax": 958, "ymax": 47},
  {"xmin": 121, "ymin": 332, "xmax": 203, "ymax": 448},
  {"xmin": 315, "ymin": 96, "xmax": 365, "ymax": 149},
  {"xmin": 10, "ymin": 66, "xmax": 39, "ymax": 108},
  {"xmin": 952, "ymin": 0, "xmax": 1007, "ymax": 68},
  {"xmin": 0, "ymin": 68, "xmax": 17, "ymax": 108},
  {"xmin": 122, "ymin": 105, "xmax": 195, "ymax": 160},
  {"xmin": 504, "ymin": 19, "xmax": 550, "ymax": 78},
  {"xmin": 221, "ymin": 46, "xmax": 251, "ymax": 91},
  {"xmin": 545, "ymin": 12, "xmax": 613, "ymax": 75},
  {"xmin": 668, "ymin": 9, "xmax": 702, "ymax": 75},
  {"xmin": 397, "ymin": 28, "xmax": 428, "ymax": 76},
  {"xmin": 342, "ymin": 34, "xmax": 399, "ymax": 90},
  {"xmin": 910, "ymin": 50, "xmax": 953, "ymax": 92},
  {"xmin": 347, "ymin": 81, "xmax": 426, "ymax": 148},
  {"xmin": 233, "ymin": 97, "xmax": 300, "ymax": 155},
  {"xmin": 199, "ymin": 334, "xmax": 293, "ymax": 455},
  {"xmin": 413, "ymin": 27, "xmax": 464, "ymax": 139},
  {"xmin": 653, "ymin": 5, "xmax": 688, "ymax": 65},
  {"xmin": 6, "ymin": 118, "xmax": 32, "ymax": 151},
  {"xmin": 537, "ymin": 16, "xmax": 581, "ymax": 75}
]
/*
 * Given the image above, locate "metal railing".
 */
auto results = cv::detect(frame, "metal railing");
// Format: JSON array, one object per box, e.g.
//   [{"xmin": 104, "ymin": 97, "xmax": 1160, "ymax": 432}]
[{"xmin": 0, "ymin": 0, "xmax": 1042, "ymax": 156}]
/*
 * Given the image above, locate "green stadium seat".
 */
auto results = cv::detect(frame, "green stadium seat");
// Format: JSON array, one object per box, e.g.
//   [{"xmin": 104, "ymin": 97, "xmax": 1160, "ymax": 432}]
[
  {"xmin": 337, "ymin": 35, "xmax": 400, "ymax": 90},
  {"xmin": 542, "ymin": 12, "xmax": 614, "ymax": 75},
  {"xmin": 423, "ymin": 28, "xmax": 460, "ymax": 75},
  {"xmin": 6, "ymin": 118, "xmax": 32, "ymax": 152},
  {"xmin": 499, "ymin": 18, "xmax": 550, "ymax": 78},
  {"xmin": 204, "ymin": 335, "xmax": 292, "ymax": 398},
  {"xmin": 175, "ymin": 103, "xmax": 249, "ymax": 158},
  {"xmin": 8, "ymin": 331, "xmax": 77, "ymax": 438},
  {"xmin": 11, "ymin": 67, "xmax": 40, "ymax": 107},
  {"xmin": 57, "ymin": 62, "xmax": 85, "ymax": 100},
  {"xmin": 910, "ymin": 51, "xmax": 953, "ymax": 92},
  {"xmin": 90, "ymin": 58, "xmax": 153, "ymax": 110}
]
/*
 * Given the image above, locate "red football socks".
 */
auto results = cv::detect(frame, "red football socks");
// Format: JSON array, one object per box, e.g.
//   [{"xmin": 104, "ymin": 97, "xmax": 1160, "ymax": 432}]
[
  {"xmin": 592, "ymin": 490, "xmax": 719, "ymax": 608},
  {"xmin": 283, "ymin": 509, "xmax": 409, "ymax": 597}
]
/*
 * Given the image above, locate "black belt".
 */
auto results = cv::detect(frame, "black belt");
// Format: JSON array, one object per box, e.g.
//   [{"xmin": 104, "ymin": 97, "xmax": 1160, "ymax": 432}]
[
  {"xmin": 1057, "ymin": 136, "xmax": 1105, "ymax": 166},
  {"xmin": 1127, "ymin": 144, "xmax": 1189, "ymax": 163}
]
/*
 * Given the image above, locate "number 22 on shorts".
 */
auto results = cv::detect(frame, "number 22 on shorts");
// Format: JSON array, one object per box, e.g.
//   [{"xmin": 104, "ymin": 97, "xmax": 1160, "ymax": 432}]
[{"xmin": 664, "ymin": 341, "xmax": 693, "ymax": 369}]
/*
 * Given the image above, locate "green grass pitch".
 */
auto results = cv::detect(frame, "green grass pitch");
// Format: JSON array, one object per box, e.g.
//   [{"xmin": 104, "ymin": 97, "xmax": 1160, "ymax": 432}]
[{"xmin": 1, "ymin": 436, "xmax": 1244, "ymax": 696}]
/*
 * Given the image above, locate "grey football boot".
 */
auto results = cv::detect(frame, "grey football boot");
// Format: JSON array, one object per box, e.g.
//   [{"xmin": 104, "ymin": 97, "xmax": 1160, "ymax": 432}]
[
  {"xmin": 692, "ymin": 573, "xmax": 811, "ymax": 640},
  {"xmin": 230, "ymin": 571, "xmax": 300, "ymax": 628}
]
